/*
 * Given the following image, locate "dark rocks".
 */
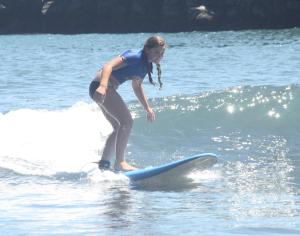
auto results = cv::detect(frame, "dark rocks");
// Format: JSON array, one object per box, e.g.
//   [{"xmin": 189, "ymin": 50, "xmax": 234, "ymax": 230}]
[
  {"xmin": 160, "ymin": 0, "xmax": 188, "ymax": 32},
  {"xmin": 187, "ymin": 4, "xmax": 216, "ymax": 31},
  {"xmin": 40, "ymin": 0, "xmax": 97, "ymax": 33},
  {"xmin": 0, "ymin": 0, "xmax": 43, "ymax": 33},
  {"xmin": 186, "ymin": 0, "xmax": 300, "ymax": 31},
  {"xmin": 0, "ymin": 0, "xmax": 300, "ymax": 34},
  {"xmin": 94, "ymin": 0, "xmax": 163, "ymax": 33}
]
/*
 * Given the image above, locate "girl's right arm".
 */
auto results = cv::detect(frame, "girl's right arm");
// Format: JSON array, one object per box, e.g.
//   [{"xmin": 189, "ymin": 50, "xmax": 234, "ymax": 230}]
[{"xmin": 97, "ymin": 56, "xmax": 124, "ymax": 95}]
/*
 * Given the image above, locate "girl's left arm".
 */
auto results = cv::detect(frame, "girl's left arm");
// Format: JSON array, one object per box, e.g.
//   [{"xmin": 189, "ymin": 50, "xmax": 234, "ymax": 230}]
[{"xmin": 132, "ymin": 79, "xmax": 155, "ymax": 122}]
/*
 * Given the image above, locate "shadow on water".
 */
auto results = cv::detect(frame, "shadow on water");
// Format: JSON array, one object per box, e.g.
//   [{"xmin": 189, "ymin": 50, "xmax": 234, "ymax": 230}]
[
  {"xmin": 99, "ymin": 186, "xmax": 135, "ymax": 230},
  {"xmin": 128, "ymin": 179, "xmax": 200, "ymax": 192}
]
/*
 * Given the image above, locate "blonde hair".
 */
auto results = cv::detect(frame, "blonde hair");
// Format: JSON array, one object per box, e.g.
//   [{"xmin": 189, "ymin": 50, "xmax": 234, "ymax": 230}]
[{"xmin": 143, "ymin": 36, "xmax": 165, "ymax": 89}]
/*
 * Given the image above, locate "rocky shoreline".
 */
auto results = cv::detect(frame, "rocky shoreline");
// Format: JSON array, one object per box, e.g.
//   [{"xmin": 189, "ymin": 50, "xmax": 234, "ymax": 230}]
[{"xmin": 1, "ymin": 0, "xmax": 300, "ymax": 34}]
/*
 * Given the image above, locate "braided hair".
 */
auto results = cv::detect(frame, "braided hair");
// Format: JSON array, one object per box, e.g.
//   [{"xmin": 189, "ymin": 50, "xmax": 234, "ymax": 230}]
[{"xmin": 143, "ymin": 36, "xmax": 165, "ymax": 90}]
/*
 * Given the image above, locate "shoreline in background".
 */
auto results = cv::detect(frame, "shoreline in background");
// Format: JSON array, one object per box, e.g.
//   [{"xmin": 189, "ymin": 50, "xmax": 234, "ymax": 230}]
[{"xmin": 1, "ymin": 0, "xmax": 300, "ymax": 34}]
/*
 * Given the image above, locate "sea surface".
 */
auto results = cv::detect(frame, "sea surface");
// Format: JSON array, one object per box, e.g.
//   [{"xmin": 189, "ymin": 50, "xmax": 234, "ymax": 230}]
[{"xmin": 0, "ymin": 29, "xmax": 300, "ymax": 235}]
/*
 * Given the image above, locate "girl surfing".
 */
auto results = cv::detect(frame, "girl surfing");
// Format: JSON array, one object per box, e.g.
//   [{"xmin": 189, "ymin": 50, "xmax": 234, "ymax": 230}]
[{"xmin": 89, "ymin": 36, "xmax": 166, "ymax": 171}]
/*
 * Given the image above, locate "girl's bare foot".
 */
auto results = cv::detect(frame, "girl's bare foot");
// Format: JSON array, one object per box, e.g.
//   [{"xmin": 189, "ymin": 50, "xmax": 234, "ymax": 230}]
[{"xmin": 114, "ymin": 161, "xmax": 137, "ymax": 171}]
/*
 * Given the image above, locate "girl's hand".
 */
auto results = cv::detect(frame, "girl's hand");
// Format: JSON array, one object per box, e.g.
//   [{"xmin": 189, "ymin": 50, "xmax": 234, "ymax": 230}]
[
  {"xmin": 146, "ymin": 108, "xmax": 156, "ymax": 122},
  {"xmin": 94, "ymin": 86, "xmax": 107, "ymax": 105},
  {"xmin": 96, "ymin": 85, "xmax": 107, "ymax": 96}
]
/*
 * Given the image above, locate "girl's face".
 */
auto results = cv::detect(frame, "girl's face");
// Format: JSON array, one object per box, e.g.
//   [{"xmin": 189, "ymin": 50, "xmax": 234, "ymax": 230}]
[{"xmin": 146, "ymin": 45, "xmax": 165, "ymax": 64}]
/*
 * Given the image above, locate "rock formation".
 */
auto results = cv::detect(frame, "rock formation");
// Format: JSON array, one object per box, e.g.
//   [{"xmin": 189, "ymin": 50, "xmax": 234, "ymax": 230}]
[{"xmin": 0, "ymin": 0, "xmax": 299, "ymax": 34}]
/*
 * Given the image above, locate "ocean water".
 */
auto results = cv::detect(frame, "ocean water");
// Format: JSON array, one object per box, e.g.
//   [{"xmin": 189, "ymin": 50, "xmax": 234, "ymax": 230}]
[{"xmin": 1, "ymin": 29, "xmax": 300, "ymax": 235}]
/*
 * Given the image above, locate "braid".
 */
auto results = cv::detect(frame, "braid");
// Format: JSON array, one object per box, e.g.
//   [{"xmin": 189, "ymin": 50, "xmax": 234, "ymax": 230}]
[
  {"xmin": 146, "ymin": 63, "xmax": 162, "ymax": 89},
  {"xmin": 143, "ymin": 35, "xmax": 165, "ymax": 90},
  {"xmin": 156, "ymin": 63, "xmax": 163, "ymax": 89},
  {"xmin": 147, "ymin": 62, "xmax": 155, "ymax": 86}
]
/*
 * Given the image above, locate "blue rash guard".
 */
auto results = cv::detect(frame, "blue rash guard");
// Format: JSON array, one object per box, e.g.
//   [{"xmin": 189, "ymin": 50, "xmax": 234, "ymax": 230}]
[{"xmin": 111, "ymin": 49, "xmax": 152, "ymax": 85}]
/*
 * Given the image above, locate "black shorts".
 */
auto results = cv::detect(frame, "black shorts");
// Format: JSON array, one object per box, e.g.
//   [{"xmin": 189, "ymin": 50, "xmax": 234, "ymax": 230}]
[{"xmin": 89, "ymin": 80, "xmax": 100, "ymax": 98}]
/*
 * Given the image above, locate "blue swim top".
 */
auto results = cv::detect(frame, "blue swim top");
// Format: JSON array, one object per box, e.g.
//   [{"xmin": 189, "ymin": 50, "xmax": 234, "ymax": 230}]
[{"xmin": 111, "ymin": 49, "xmax": 152, "ymax": 85}]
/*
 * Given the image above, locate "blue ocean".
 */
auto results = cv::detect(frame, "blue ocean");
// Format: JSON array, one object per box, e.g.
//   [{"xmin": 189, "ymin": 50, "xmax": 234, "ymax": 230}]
[{"xmin": 1, "ymin": 29, "xmax": 300, "ymax": 235}]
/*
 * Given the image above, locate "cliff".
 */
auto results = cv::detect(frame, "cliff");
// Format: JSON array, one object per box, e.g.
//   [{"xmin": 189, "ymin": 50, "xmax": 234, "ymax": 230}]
[{"xmin": 0, "ymin": 0, "xmax": 299, "ymax": 34}]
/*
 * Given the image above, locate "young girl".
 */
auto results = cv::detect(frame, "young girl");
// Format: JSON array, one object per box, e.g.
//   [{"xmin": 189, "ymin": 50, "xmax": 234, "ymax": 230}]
[{"xmin": 89, "ymin": 36, "xmax": 166, "ymax": 171}]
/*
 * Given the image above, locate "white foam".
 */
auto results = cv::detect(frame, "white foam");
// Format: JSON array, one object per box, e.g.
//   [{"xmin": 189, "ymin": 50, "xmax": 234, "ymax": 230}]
[
  {"xmin": 187, "ymin": 169, "xmax": 221, "ymax": 182},
  {"xmin": 87, "ymin": 167, "xmax": 129, "ymax": 183},
  {"xmin": 0, "ymin": 102, "xmax": 112, "ymax": 175}
]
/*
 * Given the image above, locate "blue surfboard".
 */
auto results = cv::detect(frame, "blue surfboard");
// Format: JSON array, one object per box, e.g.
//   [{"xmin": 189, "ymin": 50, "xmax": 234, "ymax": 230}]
[{"xmin": 124, "ymin": 153, "xmax": 217, "ymax": 187}]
